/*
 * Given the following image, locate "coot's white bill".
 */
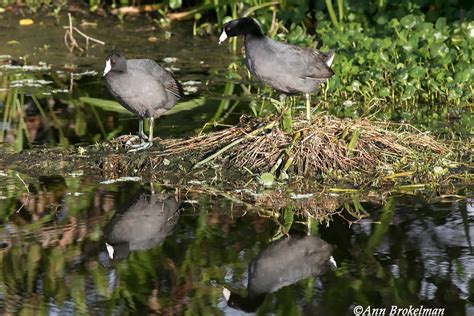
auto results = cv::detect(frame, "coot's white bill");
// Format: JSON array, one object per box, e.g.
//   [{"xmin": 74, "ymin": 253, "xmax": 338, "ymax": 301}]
[
  {"xmin": 103, "ymin": 59, "xmax": 111, "ymax": 76},
  {"xmin": 218, "ymin": 30, "xmax": 228, "ymax": 44},
  {"xmin": 326, "ymin": 53, "xmax": 335, "ymax": 67}
]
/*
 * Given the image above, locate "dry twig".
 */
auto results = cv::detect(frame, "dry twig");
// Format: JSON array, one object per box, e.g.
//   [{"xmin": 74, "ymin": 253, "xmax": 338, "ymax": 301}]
[{"xmin": 64, "ymin": 13, "xmax": 105, "ymax": 53}]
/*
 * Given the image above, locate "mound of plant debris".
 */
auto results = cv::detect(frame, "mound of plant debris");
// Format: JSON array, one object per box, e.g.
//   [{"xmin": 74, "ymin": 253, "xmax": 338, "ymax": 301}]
[
  {"xmin": 2, "ymin": 115, "xmax": 470, "ymax": 187},
  {"xmin": 160, "ymin": 115, "xmax": 467, "ymax": 185}
]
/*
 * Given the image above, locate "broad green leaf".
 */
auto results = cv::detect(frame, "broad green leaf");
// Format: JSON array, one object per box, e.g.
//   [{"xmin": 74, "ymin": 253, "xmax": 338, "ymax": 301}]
[
  {"xmin": 400, "ymin": 15, "xmax": 416, "ymax": 29},
  {"xmin": 259, "ymin": 172, "xmax": 275, "ymax": 187}
]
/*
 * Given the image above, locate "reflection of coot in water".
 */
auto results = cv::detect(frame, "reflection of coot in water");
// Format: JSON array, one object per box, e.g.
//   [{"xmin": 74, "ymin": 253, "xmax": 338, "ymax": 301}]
[
  {"xmin": 224, "ymin": 235, "xmax": 336, "ymax": 313},
  {"xmin": 23, "ymin": 96, "xmax": 56, "ymax": 145},
  {"xmin": 105, "ymin": 192, "xmax": 179, "ymax": 261}
]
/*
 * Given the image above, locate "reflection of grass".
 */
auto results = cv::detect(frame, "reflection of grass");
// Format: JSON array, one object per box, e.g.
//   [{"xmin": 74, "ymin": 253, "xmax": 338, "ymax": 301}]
[
  {"xmin": 0, "ymin": 168, "xmax": 470, "ymax": 313},
  {"xmin": 1, "ymin": 86, "xmax": 29, "ymax": 151}
]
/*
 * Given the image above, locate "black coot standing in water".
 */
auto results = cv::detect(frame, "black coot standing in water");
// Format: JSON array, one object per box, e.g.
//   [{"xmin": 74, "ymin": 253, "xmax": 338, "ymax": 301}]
[
  {"xmin": 103, "ymin": 53, "xmax": 183, "ymax": 152},
  {"xmin": 219, "ymin": 17, "xmax": 335, "ymax": 120}
]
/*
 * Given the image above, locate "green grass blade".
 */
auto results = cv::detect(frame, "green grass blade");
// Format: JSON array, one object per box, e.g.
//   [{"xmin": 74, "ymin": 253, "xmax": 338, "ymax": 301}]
[
  {"xmin": 325, "ymin": 0, "xmax": 340, "ymax": 28},
  {"xmin": 79, "ymin": 97, "xmax": 206, "ymax": 116},
  {"xmin": 79, "ymin": 97, "xmax": 132, "ymax": 115}
]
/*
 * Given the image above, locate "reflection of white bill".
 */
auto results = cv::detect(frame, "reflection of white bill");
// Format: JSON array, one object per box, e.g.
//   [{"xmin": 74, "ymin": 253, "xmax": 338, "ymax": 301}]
[
  {"xmin": 329, "ymin": 255, "xmax": 337, "ymax": 269},
  {"xmin": 105, "ymin": 242, "xmax": 114, "ymax": 259},
  {"xmin": 222, "ymin": 287, "xmax": 231, "ymax": 301},
  {"xmin": 468, "ymin": 198, "xmax": 473, "ymax": 216}
]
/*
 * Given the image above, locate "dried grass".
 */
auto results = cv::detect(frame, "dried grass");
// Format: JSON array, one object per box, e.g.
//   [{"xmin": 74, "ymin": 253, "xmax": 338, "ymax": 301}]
[{"xmin": 159, "ymin": 116, "xmax": 449, "ymax": 177}]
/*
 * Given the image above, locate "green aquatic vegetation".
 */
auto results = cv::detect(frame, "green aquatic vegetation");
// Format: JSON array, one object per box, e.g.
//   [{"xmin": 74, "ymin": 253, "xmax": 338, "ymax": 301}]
[
  {"xmin": 208, "ymin": 2, "xmax": 472, "ymax": 134},
  {"xmin": 317, "ymin": 14, "xmax": 473, "ymax": 106}
]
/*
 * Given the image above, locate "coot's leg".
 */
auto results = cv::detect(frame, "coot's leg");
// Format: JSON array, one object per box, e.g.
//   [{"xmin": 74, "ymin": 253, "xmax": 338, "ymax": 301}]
[
  {"xmin": 278, "ymin": 94, "xmax": 287, "ymax": 114},
  {"xmin": 127, "ymin": 117, "xmax": 153, "ymax": 152},
  {"xmin": 305, "ymin": 93, "xmax": 311, "ymax": 121},
  {"xmin": 148, "ymin": 117, "xmax": 154, "ymax": 146},
  {"xmin": 138, "ymin": 118, "xmax": 148, "ymax": 141},
  {"xmin": 279, "ymin": 93, "xmax": 287, "ymax": 106},
  {"xmin": 125, "ymin": 118, "xmax": 148, "ymax": 148}
]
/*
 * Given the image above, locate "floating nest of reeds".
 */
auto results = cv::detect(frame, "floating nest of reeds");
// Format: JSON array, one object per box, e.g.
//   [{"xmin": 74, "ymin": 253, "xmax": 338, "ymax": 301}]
[
  {"xmin": 156, "ymin": 115, "xmax": 461, "ymax": 183},
  {"xmin": 3, "ymin": 115, "xmax": 470, "ymax": 187}
]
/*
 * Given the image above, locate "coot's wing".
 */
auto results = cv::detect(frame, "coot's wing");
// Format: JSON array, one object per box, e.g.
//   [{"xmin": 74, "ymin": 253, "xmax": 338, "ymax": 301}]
[
  {"xmin": 156, "ymin": 70, "xmax": 183, "ymax": 99},
  {"xmin": 106, "ymin": 70, "xmax": 171, "ymax": 117},
  {"xmin": 273, "ymin": 42, "xmax": 334, "ymax": 81},
  {"xmin": 128, "ymin": 59, "xmax": 184, "ymax": 98}
]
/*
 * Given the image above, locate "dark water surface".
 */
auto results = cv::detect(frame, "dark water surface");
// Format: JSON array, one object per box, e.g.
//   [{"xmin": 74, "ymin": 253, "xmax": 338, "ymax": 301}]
[
  {"xmin": 0, "ymin": 12, "xmax": 473, "ymax": 315},
  {"xmin": 0, "ymin": 177, "xmax": 472, "ymax": 315}
]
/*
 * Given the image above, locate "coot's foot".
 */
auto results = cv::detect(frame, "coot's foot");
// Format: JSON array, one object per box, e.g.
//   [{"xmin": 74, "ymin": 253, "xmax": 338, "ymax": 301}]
[
  {"xmin": 124, "ymin": 134, "xmax": 153, "ymax": 152},
  {"xmin": 126, "ymin": 140, "xmax": 153, "ymax": 153},
  {"xmin": 124, "ymin": 134, "xmax": 148, "ymax": 146}
]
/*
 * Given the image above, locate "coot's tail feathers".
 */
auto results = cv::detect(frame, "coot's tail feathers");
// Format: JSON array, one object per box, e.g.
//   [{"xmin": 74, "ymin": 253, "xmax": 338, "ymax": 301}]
[
  {"xmin": 308, "ymin": 49, "xmax": 335, "ymax": 80},
  {"xmin": 165, "ymin": 74, "xmax": 184, "ymax": 99}
]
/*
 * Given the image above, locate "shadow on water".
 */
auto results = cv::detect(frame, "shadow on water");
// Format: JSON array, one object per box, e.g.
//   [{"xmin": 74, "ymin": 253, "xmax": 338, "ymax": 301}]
[{"xmin": 0, "ymin": 11, "xmax": 473, "ymax": 316}]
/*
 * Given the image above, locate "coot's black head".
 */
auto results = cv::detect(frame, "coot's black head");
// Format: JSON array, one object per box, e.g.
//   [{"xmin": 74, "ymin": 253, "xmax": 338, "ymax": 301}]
[
  {"xmin": 103, "ymin": 52, "xmax": 127, "ymax": 76},
  {"xmin": 219, "ymin": 17, "xmax": 264, "ymax": 44}
]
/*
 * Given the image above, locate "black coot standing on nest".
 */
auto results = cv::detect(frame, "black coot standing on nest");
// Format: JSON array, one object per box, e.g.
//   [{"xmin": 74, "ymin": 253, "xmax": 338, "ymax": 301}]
[
  {"xmin": 103, "ymin": 53, "xmax": 183, "ymax": 152},
  {"xmin": 219, "ymin": 17, "xmax": 335, "ymax": 120}
]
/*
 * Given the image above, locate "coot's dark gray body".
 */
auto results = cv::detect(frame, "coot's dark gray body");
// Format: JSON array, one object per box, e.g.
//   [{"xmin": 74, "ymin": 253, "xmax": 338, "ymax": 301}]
[
  {"xmin": 105, "ymin": 58, "xmax": 182, "ymax": 118},
  {"xmin": 219, "ymin": 18, "xmax": 335, "ymax": 119},
  {"xmin": 224, "ymin": 235, "xmax": 336, "ymax": 312},
  {"xmin": 103, "ymin": 53, "xmax": 183, "ymax": 151},
  {"xmin": 105, "ymin": 192, "xmax": 179, "ymax": 260},
  {"xmin": 244, "ymin": 35, "xmax": 334, "ymax": 95}
]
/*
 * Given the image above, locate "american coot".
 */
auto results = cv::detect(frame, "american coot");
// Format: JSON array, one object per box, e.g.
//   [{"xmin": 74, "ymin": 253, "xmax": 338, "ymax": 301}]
[
  {"xmin": 219, "ymin": 17, "xmax": 335, "ymax": 120},
  {"xmin": 105, "ymin": 191, "xmax": 179, "ymax": 261},
  {"xmin": 103, "ymin": 53, "xmax": 183, "ymax": 152},
  {"xmin": 223, "ymin": 235, "xmax": 336, "ymax": 313}
]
